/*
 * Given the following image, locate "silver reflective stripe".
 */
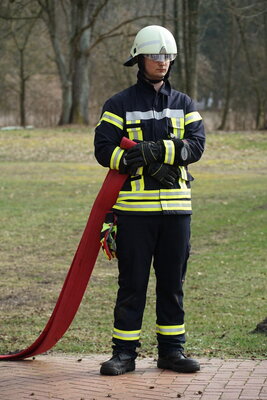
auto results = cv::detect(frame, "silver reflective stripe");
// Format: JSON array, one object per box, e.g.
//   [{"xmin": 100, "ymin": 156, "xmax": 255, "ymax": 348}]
[
  {"xmin": 126, "ymin": 109, "xmax": 184, "ymax": 121},
  {"xmin": 137, "ymin": 39, "xmax": 161, "ymax": 50},
  {"xmin": 160, "ymin": 190, "xmax": 190, "ymax": 197},
  {"xmin": 156, "ymin": 324, "xmax": 185, "ymax": 335},
  {"xmin": 111, "ymin": 147, "xmax": 124, "ymax": 169},
  {"xmin": 130, "ymin": 127, "xmax": 140, "ymax": 140},
  {"xmin": 113, "ymin": 331, "xmax": 139, "ymax": 339},
  {"xmin": 160, "ymin": 202, "xmax": 191, "ymax": 209},
  {"xmin": 113, "ymin": 328, "xmax": 141, "ymax": 340},
  {"xmin": 113, "ymin": 201, "xmax": 191, "ymax": 210},
  {"xmin": 185, "ymin": 111, "xmax": 202, "ymax": 125},
  {"xmin": 103, "ymin": 112, "xmax": 124, "ymax": 129},
  {"xmin": 117, "ymin": 190, "xmax": 190, "ymax": 199},
  {"xmin": 114, "ymin": 203, "xmax": 161, "ymax": 209}
]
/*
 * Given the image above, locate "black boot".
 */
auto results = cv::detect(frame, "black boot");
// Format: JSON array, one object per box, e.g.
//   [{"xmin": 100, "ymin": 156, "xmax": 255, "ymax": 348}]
[
  {"xmin": 157, "ymin": 350, "xmax": 200, "ymax": 373},
  {"xmin": 100, "ymin": 353, "xmax": 135, "ymax": 375}
]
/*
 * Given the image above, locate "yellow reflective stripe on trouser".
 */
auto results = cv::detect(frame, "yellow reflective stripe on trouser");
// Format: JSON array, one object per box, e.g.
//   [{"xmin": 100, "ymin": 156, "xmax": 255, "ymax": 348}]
[
  {"xmin": 113, "ymin": 327, "xmax": 141, "ymax": 341},
  {"xmin": 110, "ymin": 146, "xmax": 125, "ymax": 170},
  {"xmin": 156, "ymin": 324, "xmax": 185, "ymax": 335},
  {"xmin": 97, "ymin": 111, "xmax": 124, "ymax": 130},
  {"xmin": 185, "ymin": 111, "xmax": 202, "ymax": 126},
  {"xmin": 163, "ymin": 140, "xmax": 175, "ymax": 164}
]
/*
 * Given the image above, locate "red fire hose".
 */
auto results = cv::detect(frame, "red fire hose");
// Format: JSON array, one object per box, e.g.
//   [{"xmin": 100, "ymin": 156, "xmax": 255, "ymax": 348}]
[{"xmin": 0, "ymin": 137, "xmax": 135, "ymax": 360}]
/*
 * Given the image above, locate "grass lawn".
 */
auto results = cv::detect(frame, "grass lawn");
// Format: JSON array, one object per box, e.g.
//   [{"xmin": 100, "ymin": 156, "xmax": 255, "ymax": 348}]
[{"xmin": 0, "ymin": 127, "xmax": 266, "ymax": 359}]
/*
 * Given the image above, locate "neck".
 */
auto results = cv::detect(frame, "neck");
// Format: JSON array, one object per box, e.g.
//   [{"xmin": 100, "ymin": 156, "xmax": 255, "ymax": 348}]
[{"xmin": 152, "ymin": 81, "xmax": 164, "ymax": 92}]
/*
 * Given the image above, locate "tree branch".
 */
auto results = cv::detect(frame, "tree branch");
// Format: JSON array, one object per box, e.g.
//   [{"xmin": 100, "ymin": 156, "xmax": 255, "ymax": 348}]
[{"xmin": 86, "ymin": 14, "xmax": 161, "ymax": 55}]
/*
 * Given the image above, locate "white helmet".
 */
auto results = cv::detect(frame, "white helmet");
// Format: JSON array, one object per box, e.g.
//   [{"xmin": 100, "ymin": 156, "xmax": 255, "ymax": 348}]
[{"xmin": 124, "ymin": 25, "xmax": 177, "ymax": 67}]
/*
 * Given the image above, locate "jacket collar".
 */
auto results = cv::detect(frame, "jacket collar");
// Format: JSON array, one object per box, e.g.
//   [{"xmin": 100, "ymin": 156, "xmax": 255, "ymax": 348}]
[{"xmin": 136, "ymin": 71, "xmax": 171, "ymax": 96}]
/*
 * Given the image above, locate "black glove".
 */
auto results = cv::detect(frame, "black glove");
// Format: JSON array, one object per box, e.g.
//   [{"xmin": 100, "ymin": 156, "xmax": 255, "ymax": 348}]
[
  {"xmin": 172, "ymin": 139, "xmax": 190, "ymax": 164},
  {"xmin": 147, "ymin": 162, "xmax": 180, "ymax": 188},
  {"xmin": 124, "ymin": 141, "xmax": 163, "ymax": 169},
  {"xmin": 118, "ymin": 152, "xmax": 138, "ymax": 175}
]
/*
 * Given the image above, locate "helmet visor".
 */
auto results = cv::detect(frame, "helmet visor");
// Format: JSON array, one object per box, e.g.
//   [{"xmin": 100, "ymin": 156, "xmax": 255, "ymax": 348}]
[{"xmin": 144, "ymin": 54, "xmax": 176, "ymax": 62}]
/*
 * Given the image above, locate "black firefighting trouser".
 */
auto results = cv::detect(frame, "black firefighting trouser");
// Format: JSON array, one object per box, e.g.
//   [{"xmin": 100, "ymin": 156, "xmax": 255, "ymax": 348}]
[{"xmin": 112, "ymin": 213, "xmax": 191, "ymax": 357}]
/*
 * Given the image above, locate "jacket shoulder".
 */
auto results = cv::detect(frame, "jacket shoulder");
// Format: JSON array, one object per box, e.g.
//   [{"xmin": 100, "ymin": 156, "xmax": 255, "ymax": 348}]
[{"xmin": 104, "ymin": 84, "xmax": 136, "ymax": 112}]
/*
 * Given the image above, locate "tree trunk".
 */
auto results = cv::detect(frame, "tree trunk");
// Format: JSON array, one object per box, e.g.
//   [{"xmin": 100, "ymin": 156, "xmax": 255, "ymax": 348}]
[
  {"xmin": 162, "ymin": 0, "xmax": 167, "ymax": 26},
  {"xmin": 58, "ymin": 81, "xmax": 73, "ymax": 126},
  {"xmin": 218, "ymin": 15, "xmax": 235, "ymax": 130},
  {"xmin": 182, "ymin": 0, "xmax": 200, "ymax": 100},
  {"xmin": 70, "ymin": 1, "xmax": 91, "ymax": 125},
  {"xmin": 19, "ymin": 49, "xmax": 26, "ymax": 127},
  {"xmin": 173, "ymin": 0, "xmax": 184, "ymax": 91},
  {"xmin": 233, "ymin": 6, "xmax": 265, "ymax": 129}
]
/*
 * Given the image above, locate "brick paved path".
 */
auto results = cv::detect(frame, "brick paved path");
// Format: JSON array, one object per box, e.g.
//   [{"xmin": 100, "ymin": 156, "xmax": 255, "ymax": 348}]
[{"xmin": 0, "ymin": 355, "xmax": 266, "ymax": 400}]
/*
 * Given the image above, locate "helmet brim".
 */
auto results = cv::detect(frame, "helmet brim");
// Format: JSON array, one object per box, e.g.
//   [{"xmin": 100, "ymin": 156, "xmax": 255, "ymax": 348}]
[{"xmin": 123, "ymin": 56, "xmax": 137, "ymax": 67}]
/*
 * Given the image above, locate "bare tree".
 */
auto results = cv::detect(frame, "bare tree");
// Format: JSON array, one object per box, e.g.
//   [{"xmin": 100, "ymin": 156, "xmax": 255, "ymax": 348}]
[
  {"xmin": 182, "ymin": 0, "xmax": 201, "ymax": 100},
  {"xmin": 229, "ymin": 0, "xmax": 267, "ymax": 129}
]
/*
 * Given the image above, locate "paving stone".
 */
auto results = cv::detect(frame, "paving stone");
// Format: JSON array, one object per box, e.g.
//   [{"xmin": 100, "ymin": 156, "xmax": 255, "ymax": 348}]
[{"xmin": 0, "ymin": 355, "xmax": 266, "ymax": 400}]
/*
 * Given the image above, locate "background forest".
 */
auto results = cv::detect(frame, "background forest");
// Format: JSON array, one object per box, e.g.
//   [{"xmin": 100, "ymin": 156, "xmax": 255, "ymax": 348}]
[{"xmin": 0, "ymin": 0, "xmax": 266, "ymax": 131}]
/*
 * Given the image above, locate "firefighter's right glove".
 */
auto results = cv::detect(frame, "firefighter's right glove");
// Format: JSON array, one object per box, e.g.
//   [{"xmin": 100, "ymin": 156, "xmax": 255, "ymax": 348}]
[
  {"xmin": 147, "ymin": 162, "xmax": 179, "ymax": 188},
  {"xmin": 124, "ymin": 141, "xmax": 163, "ymax": 169}
]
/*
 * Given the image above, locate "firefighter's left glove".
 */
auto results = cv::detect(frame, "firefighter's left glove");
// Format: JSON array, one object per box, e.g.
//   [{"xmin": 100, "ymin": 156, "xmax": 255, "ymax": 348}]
[
  {"xmin": 124, "ymin": 141, "xmax": 163, "ymax": 169},
  {"xmin": 147, "ymin": 162, "xmax": 180, "ymax": 188},
  {"xmin": 100, "ymin": 212, "xmax": 117, "ymax": 260}
]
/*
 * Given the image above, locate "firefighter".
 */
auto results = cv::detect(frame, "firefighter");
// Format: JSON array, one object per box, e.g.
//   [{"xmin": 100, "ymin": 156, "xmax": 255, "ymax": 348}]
[{"xmin": 94, "ymin": 25, "xmax": 205, "ymax": 375}]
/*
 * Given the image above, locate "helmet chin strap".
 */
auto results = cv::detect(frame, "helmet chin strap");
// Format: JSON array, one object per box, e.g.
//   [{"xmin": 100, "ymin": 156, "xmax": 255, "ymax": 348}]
[{"xmin": 137, "ymin": 55, "xmax": 173, "ymax": 84}]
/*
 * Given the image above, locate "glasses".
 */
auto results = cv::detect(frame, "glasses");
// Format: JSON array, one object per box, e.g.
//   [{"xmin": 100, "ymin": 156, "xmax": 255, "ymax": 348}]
[{"xmin": 144, "ymin": 54, "xmax": 177, "ymax": 62}]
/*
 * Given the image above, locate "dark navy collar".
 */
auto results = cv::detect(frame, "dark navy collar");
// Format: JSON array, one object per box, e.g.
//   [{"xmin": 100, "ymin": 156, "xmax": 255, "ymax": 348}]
[{"xmin": 137, "ymin": 71, "xmax": 172, "ymax": 96}]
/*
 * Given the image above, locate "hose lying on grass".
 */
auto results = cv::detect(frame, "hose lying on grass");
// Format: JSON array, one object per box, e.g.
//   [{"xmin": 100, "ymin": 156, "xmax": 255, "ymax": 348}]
[{"xmin": 0, "ymin": 137, "xmax": 135, "ymax": 361}]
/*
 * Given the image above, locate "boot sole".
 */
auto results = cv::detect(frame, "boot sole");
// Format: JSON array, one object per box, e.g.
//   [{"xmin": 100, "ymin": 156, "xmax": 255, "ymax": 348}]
[
  {"xmin": 157, "ymin": 359, "xmax": 200, "ymax": 373},
  {"xmin": 100, "ymin": 361, "xmax": 135, "ymax": 376}
]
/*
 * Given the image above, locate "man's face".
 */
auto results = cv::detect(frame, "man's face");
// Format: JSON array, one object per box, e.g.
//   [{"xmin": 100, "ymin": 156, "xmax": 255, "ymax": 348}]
[{"xmin": 143, "ymin": 57, "xmax": 170, "ymax": 81}]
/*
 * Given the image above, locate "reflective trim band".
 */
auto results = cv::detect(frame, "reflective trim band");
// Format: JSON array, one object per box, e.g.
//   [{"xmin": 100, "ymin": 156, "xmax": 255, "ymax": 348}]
[
  {"xmin": 113, "ymin": 327, "xmax": 141, "ymax": 341},
  {"xmin": 117, "ymin": 189, "xmax": 191, "ymax": 200},
  {"xmin": 163, "ymin": 140, "xmax": 175, "ymax": 164},
  {"xmin": 131, "ymin": 173, "xmax": 144, "ymax": 191},
  {"xmin": 126, "ymin": 120, "xmax": 143, "ymax": 141},
  {"xmin": 179, "ymin": 166, "xmax": 188, "ymax": 181},
  {"xmin": 156, "ymin": 324, "xmax": 185, "ymax": 335},
  {"xmin": 113, "ymin": 200, "xmax": 191, "ymax": 212},
  {"xmin": 126, "ymin": 109, "xmax": 184, "ymax": 121},
  {"xmin": 138, "ymin": 39, "xmax": 162, "ymax": 50},
  {"xmin": 110, "ymin": 147, "xmax": 125, "ymax": 170},
  {"xmin": 170, "ymin": 117, "xmax": 185, "ymax": 139},
  {"xmin": 185, "ymin": 111, "xmax": 202, "ymax": 126},
  {"xmin": 99, "ymin": 111, "xmax": 124, "ymax": 130}
]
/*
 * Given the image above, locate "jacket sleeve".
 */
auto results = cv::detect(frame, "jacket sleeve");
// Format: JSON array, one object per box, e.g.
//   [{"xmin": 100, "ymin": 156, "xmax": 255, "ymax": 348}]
[
  {"xmin": 162, "ymin": 95, "xmax": 205, "ymax": 166},
  {"xmin": 94, "ymin": 97, "xmax": 126, "ymax": 170},
  {"xmin": 182, "ymin": 96, "xmax": 205, "ymax": 165}
]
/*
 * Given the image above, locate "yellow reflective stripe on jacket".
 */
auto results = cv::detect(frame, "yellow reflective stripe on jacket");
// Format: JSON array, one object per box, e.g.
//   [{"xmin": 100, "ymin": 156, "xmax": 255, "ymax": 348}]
[
  {"xmin": 131, "ymin": 173, "xmax": 145, "ymax": 191},
  {"xmin": 110, "ymin": 146, "xmax": 125, "ymax": 170},
  {"xmin": 113, "ymin": 200, "xmax": 191, "ymax": 212},
  {"xmin": 126, "ymin": 120, "xmax": 143, "ymax": 141},
  {"xmin": 163, "ymin": 140, "xmax": 175, "ymax": 165},
  {"xmin": 170, "ymin": 117, "xmax": 185, "ymax": 139},
  {"xmin": 185, "ymin": 111, "xmax": 202, "ymax": 126},
  {"xmin": 98, "ymin": 111, "xmax": 124, "ymax": 130},
  {"xmin": 156, "ymin": 324, "xmax": 185, "ymax": 335},
  {"xmin": 117, "ymin": 189, "xmax": 191, "ymax": 200},
  {"xmin": 179, "ymin": 166, "xmax": 188, "ymax": 181},
  {"xmin": 113, "ymin": 327, "xmax": 141, "ymax": 341}
]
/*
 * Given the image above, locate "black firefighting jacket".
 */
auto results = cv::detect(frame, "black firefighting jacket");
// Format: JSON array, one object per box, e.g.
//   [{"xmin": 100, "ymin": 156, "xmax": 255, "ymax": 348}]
[{"xmin": 94, "ymin": 74, "xmax": 205, "ymax": 215}]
